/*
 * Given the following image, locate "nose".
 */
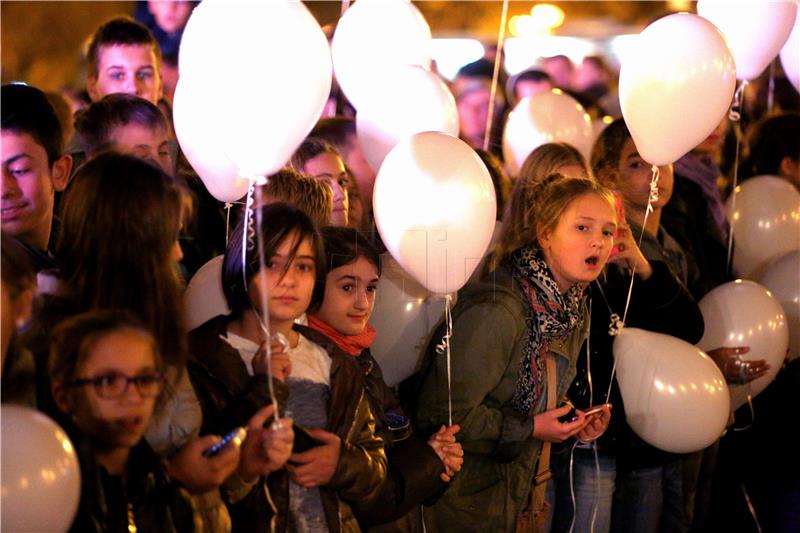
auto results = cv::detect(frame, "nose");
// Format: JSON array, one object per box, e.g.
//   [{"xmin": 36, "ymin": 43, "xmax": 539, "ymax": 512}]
[
  {"xmin": 1, "ymin": 169, "xmax": 19, "ymax": 198},
  {"xmin": 353, "ymin": 287, "xmax": 369, "ymax": 310},
  {"xmin": 121, "ymin": 379, "xmax": 145, "ymax": 403}
]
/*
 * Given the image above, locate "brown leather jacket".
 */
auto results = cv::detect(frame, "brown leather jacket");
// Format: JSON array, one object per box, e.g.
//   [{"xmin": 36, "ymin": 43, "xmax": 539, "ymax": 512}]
[{"xmin": 265, "ymin": 325, "xmax": 388, "ymax": 533}]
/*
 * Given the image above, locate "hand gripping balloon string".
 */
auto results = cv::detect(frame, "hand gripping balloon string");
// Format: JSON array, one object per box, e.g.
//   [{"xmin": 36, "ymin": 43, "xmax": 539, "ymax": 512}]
[
  {"xmin": 483, "ymin": 0, "xmax": 509, "ymax": 152},
  {"xmin": 435, "ymin": 294, "xmax": 455, "ymax": 427},
  {"xmin": 728, "ymin": 79, "xmax": 748, "ymax": 122}
]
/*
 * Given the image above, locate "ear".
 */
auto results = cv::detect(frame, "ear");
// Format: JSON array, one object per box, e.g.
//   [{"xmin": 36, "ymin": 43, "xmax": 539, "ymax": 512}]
[
  {"xmin": 779, "ymin": 156, "xmax": 799, "ymax": 179},
  {"xmin": 51, "ymin": 154, "xmax": 72, "ymax": 192},
  {"xmin": 537, "ymin": 227, "xmax": 551, "ymax": 250},
  {"xmin": 51, "ymin": 381, "xmax": 72, "ymax": 414},
  {"xmin": 87, "ymin": 76, "xmax": 100, "ymax": 102}
]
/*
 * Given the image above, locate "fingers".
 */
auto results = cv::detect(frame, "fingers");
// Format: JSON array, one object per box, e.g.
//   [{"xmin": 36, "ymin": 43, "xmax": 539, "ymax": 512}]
[
  {"xmin": 247, "ymin": 404, "xmax": 277, "ymax": 430},
  {"xmin": 306, "ymin": 428, "xmax": 339, "ymax": 444}
]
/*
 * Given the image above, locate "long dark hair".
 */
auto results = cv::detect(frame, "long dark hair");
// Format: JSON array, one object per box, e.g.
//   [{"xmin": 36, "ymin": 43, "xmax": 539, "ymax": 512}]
[
  {"xmin": 222, "ymin": 203, "xmax": 326, "ymax": 317},
  {"xmin": 56, "ymin": 152, "xmax": 186, "ymax": 367}
]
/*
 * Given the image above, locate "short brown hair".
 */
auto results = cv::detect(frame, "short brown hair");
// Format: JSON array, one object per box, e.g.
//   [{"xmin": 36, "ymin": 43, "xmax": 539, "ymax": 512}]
[
  {"xmin": 86, "ymin": 16, "xmax": 162, "ymax": 78},
  {"xmin": 255, "ymin": 168, "xmax": 333, "ymax": 228}
]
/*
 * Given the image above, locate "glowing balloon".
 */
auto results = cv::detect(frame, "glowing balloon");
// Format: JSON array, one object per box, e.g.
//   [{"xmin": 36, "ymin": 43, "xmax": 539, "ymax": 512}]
[
  {"xmin": 332, "ymin": 0, "xmax": 432, "ymax": 109},
  {"xmin": 369, "ymin": 254, "xmax": 448, "ymax": 386},
  {"xmin": 698, "ymin": 0, "xmax": 798, "ymax": 81},
  {"xmin": 619, "ymin": 13, "xmax": 736, "ymax": 166},
  {"xmin": 1, "ymin": 405, "xmax": 81, "ymax": 532},
  {"xmin": 726, "ymin": 176, "xmax": 800, "ymax": 279},
  {"xmin": 502, "ymin": 89, "xmax": 594, "ymax": 176},
  {"xmin": 356, "ymin": 65, "xmax": 459, "ymax": 173},
  {"xmin": 757, "ymin": 251, "xmax": 800, "ymax": 361},
  {"xmin": 184, "ymin": 255, "xmax": 230, "ymax": 331},
  {"xmin": 179, "ymin": 0, "xmax": 331, "ymax": 177},
  {"xmin": 697, "ymin": 280, "xmax": 789, "ymax": 410},
  {"xmin": 613, "ymin": 328, "xmax": 730, "ymax": 454},
  {"xmin": 173, "ymin": 81, "xmax": 251, "ymax": 202},
  {"xmin": 780, "ymin": 10, "xmax": 800, "ymax": 93},
  {"xmin": 374, "ymin": 132, "xmax": 496, "ymax": 295}
]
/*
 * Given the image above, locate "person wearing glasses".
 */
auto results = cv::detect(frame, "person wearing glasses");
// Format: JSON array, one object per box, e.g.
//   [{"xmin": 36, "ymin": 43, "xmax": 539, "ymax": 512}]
[{"xmin": 48, "ymin": 310, "xmax": 196, "ymax": 533}]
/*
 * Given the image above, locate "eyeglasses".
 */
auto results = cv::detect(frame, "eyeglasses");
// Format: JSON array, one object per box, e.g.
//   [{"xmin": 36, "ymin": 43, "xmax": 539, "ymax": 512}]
[{"xmin": 67, "ymin": 372, "xmax": 164, "ymax": 399}]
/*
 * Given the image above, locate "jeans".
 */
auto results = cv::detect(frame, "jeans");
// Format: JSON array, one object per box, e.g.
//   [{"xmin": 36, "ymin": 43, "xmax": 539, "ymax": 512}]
[
  {"xmin": 546, "ymin": 444, "xmax": 616, "ymax": 533},
  {"xmin": 611, "ymin": 458, "xmax": 684, "ymax": 533}
]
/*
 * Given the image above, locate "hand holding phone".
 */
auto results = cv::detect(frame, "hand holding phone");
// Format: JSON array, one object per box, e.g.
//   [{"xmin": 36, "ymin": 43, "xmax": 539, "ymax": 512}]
[{"xmin": 203, "ymin": 427, "xmax": 247, "ymax": 457}]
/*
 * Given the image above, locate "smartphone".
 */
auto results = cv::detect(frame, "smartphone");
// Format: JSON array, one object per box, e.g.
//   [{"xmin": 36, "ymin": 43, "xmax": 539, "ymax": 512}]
[
  {"xmin": 580, "ymin": 404, "xmax": 608, "ymax": 418},
  {"xmin": 203, "ymin": 427, "xmax": 247, "ymax": 457},
  {"xmin": 557, "ymin": 401, "xmax": 578, "ymax": 424}
]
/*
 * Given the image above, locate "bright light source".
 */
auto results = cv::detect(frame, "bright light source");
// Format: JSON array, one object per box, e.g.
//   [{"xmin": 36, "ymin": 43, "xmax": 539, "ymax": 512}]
[
  {"xmin": 431, "ymin": 38, "xmax": 485, "ymax": 81},
  {"xmin": 530, "ymin": 4, "xmax": 565, "ymax": 31}
]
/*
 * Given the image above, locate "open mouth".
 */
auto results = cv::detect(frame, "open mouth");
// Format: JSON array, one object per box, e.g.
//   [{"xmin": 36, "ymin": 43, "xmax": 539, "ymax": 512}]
[{"xmin": 585, "ymin": 256, "xmax": 600, "ymax": 267}]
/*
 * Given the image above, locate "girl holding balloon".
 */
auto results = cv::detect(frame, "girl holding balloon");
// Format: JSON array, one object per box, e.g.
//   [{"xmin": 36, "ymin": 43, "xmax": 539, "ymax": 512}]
[
  {"xmin": 308, "ymin": 226, "xmax": 464, "ymax": 530},
  {"xmin": 410, "ymin": 175, "xmax": 615, "ymax": 532}
]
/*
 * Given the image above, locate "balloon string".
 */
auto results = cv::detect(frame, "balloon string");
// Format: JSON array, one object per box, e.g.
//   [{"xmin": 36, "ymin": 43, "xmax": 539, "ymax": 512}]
[
  {"xmin": 225, "ymin": 203, "xmax": 232, "ymax": 245},
  {"xmin": 435, "ymin": 294, "xmax": 454, "ymax": 426},
  {"xmin": 728, "ymin": 79, "xmax": 748, "ymax": 122},
  {"xmin": 606, "ymin": 165, "xmax": 659, "ymax": 403},
  {"xmin": 483, "ymin": 0, "xmax": 509, "ymax": 152},
  {"xmin": 726, "ymin": 120, "xmax": 744, "ymax": 277},
  {"xmin": 244, "ymin": 179, "xmax": 282, "ymax": 422},
  {"xmin": 741, "ymin": 482, "xmax": 763, "ymax": 533}
]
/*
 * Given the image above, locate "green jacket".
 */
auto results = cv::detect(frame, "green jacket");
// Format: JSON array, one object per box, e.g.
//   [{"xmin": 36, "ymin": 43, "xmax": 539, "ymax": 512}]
[{"xmin": 412, "ymin": 266, "xmax": 588, "ymax": 532}]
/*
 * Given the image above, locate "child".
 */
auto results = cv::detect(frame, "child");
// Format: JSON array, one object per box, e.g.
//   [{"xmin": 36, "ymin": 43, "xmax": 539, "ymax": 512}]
[
  {"xmin": 190, "ymin": 203, "xmax": 386, "ymax": 531},
  {"xmin": 308, "ymin": 226, "xmax": 464, "ymax": 530},
  {"xmin": 290, "ymin": 138, "xmax": 351, "ymax": 227},
  {"xmin": 411, "ymin": 176, "xmax": 615, "ymax": 532},
  {"xmin": 49, "ymin": 310, "xmax": 195, "ymax": 532},
  {"xmin": 86, "ymin": 16, "xmax": 163, "ymax": 105}
]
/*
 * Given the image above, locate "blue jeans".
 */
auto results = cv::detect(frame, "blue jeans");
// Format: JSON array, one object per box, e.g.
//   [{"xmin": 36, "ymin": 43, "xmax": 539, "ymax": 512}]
[
  {"xmin": 611, "ymin": 459, "xmax": 684, "ymax": 533},
  {"xmin": 546, "ymin": 444, "xmax": 616, "ymax": 533}
]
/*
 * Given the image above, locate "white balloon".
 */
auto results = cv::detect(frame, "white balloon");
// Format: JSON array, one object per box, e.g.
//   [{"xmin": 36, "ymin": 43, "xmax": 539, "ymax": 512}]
[
  {"xmin": 726, "ymin": 176, "xmax": 800, "ymax": 279},
  {"xmin": 698, "ymin": 0, "xmax": 798, "ymax": 81},
  {"xmin": 757, "ymin": 251, "xmax": 800, "ymax": 361},
  {"xmin": 614, "ymin": 328, "xmax": 730, "ymax": 454},
  {"xmin": 374, "ymin": 132, "xmax": 496, "ymax": 295},
  {"xmin": 178, "ymin": 0, "xmax": 332, "ymax": 177},
  {"xmin": 780, "ymin": 9, "xmax": 800, "ymax": 93},
  {"xmin": 502, "ymin": 90, "xmax": 594, "ymax": 177},
  {"xmin": 173, "ymin": 81, "xmax": 251, "ymax": 203},
  {"xmin": 369, "ymin": 254, "xmax": 447, "ymax": 386},
  {"xmin": 697, "ymin": 280, "xmax": 790, "ymax": 410},
  {"xmin": 356, "ymin": 66, "xmax": 459, "ymax": 173},
  {"xmin": 332, "ymin": 0, "xmax": 432, "ymax": 108},
  {"xmin": 184, "ymin": 255, "xmax": 230, "ymax": 331},
  {"xmin": 619, "ymin": 13, "xmax": 736, "ymax": 166},
  {"xmin": 1, "ymin": 405, "xmax": 81, "ymax": 532}
]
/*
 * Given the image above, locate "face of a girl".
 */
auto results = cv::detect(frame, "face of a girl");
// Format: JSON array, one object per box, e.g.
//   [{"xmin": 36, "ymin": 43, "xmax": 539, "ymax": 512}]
[
  {"xmin": 68, "ymin": 328, "xmax": 159, "ymax": 452},
  {"xmin": 617, "ymin": 138, "xmax": 674, "ymax": 212},
  {"xmin": 250, "ymin": 232, "xmax": 316, "ymax": 326},
  {"xmin": 315, "ymin": 257, "xmax": 379, "ymax": 336},
  {"xmin": 540, "ymin": 193, "xmax": 617, "ymax": 292},
  {"xmin": 302, "ymin": 152, "xmax": 350, "ymax": 227}
]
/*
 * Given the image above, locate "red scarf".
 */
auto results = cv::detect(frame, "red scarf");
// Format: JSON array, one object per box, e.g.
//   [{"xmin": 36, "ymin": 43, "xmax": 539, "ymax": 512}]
[{"xmin": 307, "ymin": 315, "xmax": 377, "ymax": 356}]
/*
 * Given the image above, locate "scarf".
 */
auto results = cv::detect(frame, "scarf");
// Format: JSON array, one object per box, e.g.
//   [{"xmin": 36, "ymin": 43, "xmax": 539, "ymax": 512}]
[
  {"xmin": 307, "ymin": 315, "xmax": 377, "ymax": 356},
  {"xmin": 509, "ymin": 247, "xmax": 585, "ymax": 415},
  {"xmin": 674, "ymin": 152, "xmax": 730, "ymax": 241}
]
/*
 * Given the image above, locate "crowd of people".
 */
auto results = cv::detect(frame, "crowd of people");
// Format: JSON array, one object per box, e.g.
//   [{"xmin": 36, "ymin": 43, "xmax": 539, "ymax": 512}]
[{"xmin": 2, "ymin": 2, "xmax": 799, "ymax": 533}]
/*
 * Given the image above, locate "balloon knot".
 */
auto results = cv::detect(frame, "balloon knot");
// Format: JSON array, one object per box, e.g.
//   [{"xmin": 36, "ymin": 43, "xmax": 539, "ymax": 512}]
[{"xmin": 608, "ymin": 313, "xmax": 624, "ymax": 336}]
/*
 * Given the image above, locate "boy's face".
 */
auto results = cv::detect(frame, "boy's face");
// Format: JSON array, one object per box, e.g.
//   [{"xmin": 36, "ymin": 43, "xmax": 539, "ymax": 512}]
[
  {"xmin": 88, "ymin": 44, "xmax": 162, "ymax": 105},
  {"xmin": 148, "ymin": 1, "xmax": 194, "ymax": 34},
  {"xmin": 617, "ymin": 138, "xmax": 674, "ymax": 212},
  {"xmin": 109, "ymin": 122, "xmax": 172, "ymax": 175},
  {"xmin": 66, "ymin": 328, "xmax": 159, "ymax": 452},
  {"xmin": 1, "ymin": 131, "xmax": 70, "ymax": 249}
]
